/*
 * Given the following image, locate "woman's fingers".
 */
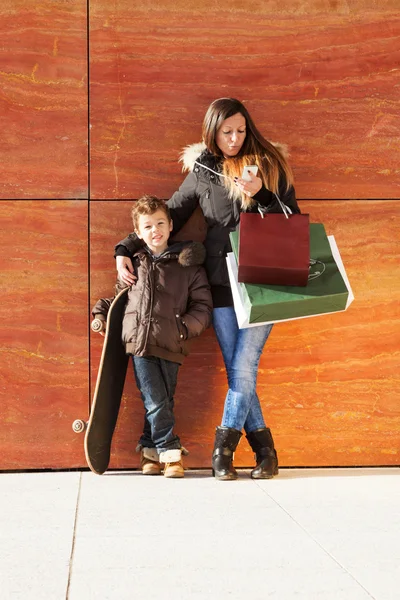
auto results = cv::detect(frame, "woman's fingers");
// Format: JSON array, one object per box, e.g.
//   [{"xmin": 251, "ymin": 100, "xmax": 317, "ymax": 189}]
[
  {"xmin": 116, "ymin": 256, "xmax": 136, "ymax": 285},
  {"xmin": 121, "ymin": 268, "xmax": 137, "ymax": 285},
  {"xmin": 116, "ymin": 255, "xmax": 133, "ymax": 273},
  {"xmin": 234, "ymin": 173, "xmax": 262, "ymax": 197}
]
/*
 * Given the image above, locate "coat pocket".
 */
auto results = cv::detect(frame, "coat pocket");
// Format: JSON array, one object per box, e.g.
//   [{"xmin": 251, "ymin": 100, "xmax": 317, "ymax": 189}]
[
  {"xmin": 121, "ymin": 310, "xmax": 139, "ymax": 345},
  {"xmin": 174, "ymin": 308, "xmax": 188, "ymax": 342},
  {"xmin": 204, "ymin": 239, "xmax": 230, "ymax": 287}
]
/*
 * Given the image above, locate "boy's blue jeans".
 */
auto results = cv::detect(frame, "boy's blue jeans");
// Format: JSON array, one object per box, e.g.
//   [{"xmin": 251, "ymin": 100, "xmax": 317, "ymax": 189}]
[
  {"xmin": 132, "ymin": 355, "xmax": 181, "ymax": 452},
  {"xmin": 212, "ymin": 307, "xmax": 273, "ymax": 433}
]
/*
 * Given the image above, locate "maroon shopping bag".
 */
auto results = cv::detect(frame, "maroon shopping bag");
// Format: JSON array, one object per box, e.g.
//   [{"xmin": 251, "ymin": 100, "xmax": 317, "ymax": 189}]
[{"xmin": 238, "ymin": 211, "xmax": 310, "ymax": 286}]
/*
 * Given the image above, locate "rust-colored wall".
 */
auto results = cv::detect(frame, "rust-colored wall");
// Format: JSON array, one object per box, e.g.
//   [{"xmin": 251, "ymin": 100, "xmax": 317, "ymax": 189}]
[
  {"xmin": 1, "ymin": 0, "xmax": 399, "ymax": 469},
  {"xmin": 0, "ymin": 202, "xmax": 88, "ymax": 468},
  {"xmin": 0, "ymin": 0, "xmax": 88, "ymax": 199},
  {"xmin": 90, "ymin": 0, "xmax": 400, "ymax": 200}
]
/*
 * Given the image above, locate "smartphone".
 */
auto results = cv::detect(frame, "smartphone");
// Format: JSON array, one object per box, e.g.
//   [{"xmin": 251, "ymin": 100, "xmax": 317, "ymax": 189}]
[{"xmin": 241, "ymin": 165, "xmax": 258, "ymax": 181}]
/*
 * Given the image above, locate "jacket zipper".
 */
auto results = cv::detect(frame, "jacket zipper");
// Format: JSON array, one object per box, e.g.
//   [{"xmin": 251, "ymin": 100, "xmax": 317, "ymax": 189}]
[
  {"xmin": 207, "ymin": 188, "xmax": 218, "ymax": 223},
  {"xmin": 143, "ymin": 260, "xmax": 156, "ymax": 351}
]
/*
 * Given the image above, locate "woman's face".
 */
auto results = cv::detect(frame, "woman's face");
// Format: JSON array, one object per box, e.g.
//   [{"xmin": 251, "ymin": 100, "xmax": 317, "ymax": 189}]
[{"xmin": 215, "ymin": 112, "xmax": 246, "ymax": 157}]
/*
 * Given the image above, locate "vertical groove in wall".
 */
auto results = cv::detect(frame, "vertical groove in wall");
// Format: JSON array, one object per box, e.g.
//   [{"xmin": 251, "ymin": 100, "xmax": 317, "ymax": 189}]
[
  {"xmin": 87, "ymin": 0, "xmax": 92, "ymax": 414},
  {"xmin": 87, "ymin": 0, "xmax": 90, "ymax": 202},
  {"xmin": 88, "ymin": 199, "xmax": 91, "ymax": 415}
]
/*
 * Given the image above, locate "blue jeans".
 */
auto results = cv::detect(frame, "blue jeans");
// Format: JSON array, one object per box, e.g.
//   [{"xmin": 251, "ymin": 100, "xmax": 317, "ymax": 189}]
[
  {"xmin": 132, "ymin": 355, "xmax": 181, "ymax": 452},
  {"xmin": 212, "ymin": 307, "xmax": 273, "ymax": 433}
]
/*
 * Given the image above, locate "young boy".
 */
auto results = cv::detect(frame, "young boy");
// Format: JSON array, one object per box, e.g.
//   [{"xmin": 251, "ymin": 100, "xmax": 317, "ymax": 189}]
[{"xmin": 92, "ymin": 195, "xmax": 212, "ymax": 477}]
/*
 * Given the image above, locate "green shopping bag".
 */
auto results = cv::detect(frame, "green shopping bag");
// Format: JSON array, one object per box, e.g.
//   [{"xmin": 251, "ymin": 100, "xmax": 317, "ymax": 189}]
[{"xmin": 228, "ymin": 224, "xmax": 353, "ymax": 327}]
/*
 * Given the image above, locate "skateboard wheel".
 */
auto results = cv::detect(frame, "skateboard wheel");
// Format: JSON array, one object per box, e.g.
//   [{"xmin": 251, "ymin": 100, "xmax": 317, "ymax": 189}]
[
  {"xmin": 91, "ymin": 318, "xmax": 105, "ymax": 333},
  {"xmin": 72, "ymin": 419, "xmax": 87, "ymax": 433}
]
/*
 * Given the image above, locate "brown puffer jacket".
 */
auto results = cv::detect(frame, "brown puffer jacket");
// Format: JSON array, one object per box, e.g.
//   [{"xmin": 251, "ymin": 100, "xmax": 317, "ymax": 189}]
[{"xmin": 92, "ymin": 242, "xmax": 212, "ymax": 364}]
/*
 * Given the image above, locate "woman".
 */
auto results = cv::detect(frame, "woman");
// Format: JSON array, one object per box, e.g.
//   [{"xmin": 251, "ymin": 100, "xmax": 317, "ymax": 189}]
[{"xmin": 115, "ymin": 98, "xmax": 300, "ymax": 481}]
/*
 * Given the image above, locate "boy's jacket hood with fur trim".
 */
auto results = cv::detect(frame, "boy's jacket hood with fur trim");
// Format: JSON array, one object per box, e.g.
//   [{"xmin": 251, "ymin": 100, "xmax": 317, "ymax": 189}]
[{"xmin": 137, "ymin": 240, "xmax": 206, "ymax": 268}]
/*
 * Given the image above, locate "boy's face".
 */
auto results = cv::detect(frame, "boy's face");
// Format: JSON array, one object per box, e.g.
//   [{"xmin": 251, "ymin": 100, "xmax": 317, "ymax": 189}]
[{"xmin": 135, "ymin": 209, "xmax": 173, "ymax": 254}]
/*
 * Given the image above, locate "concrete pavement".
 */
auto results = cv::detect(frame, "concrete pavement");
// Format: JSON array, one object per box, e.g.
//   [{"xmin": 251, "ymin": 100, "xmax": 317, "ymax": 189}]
[{"xmin": 2, "ymin": 467, "xmax": 400, "ymax": 599}]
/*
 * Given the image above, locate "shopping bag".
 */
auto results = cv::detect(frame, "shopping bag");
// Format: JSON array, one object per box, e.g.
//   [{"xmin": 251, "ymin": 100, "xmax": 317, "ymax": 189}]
[
  {"xmin": 238, "ymin": 208, "xmax": 310, "ymax": 287},
  {"xmin": 228, "ymin": 224, "xmax": 354, "ymax": 328}
]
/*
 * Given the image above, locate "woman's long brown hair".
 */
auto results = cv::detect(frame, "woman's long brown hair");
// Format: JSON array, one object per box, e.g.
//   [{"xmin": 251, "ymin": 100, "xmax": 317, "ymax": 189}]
[{"xmin": 202, "ymin": 97, "xmax": 294, "ymax": 209}]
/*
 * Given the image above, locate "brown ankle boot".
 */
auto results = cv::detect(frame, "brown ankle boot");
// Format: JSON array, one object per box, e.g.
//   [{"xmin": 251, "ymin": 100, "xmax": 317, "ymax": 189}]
[
  {"xmin": 159, "ymin": 449, "xmax": 184, "ymax": 478},
  {"xmin": 140, "ymin": 447, "xmax": 162, "ymax": 476}
]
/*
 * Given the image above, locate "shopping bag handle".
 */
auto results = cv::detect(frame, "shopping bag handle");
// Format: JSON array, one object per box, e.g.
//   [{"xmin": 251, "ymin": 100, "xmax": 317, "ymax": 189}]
[
  {"xmin": 257, "ymin": 193, "xmax": 292, "ymax": 220},
  {"xmin": 193, "ymin": 160, "xmax": 291, "ymax": 221}
]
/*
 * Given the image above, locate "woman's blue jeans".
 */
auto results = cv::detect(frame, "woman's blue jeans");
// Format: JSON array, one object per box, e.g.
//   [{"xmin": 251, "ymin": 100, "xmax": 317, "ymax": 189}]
[{"xmin": 212, "ymin": 307, "xmax": 273, "ymax": 433}]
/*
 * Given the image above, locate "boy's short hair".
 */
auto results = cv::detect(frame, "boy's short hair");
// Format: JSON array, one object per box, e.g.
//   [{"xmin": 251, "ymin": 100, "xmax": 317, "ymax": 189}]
[{"xmin": 131, "ymin": 195, "xmax": 171, "ymax": 231}]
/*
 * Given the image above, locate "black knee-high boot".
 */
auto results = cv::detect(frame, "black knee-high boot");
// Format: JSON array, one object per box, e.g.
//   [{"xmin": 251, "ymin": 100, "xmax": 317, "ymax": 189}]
[
  {"xmin": 246, "ymin": 428, "xmax": 279, "ymax": 479},
  {"xmin": 212, "ymin": 426, "xmax": 242, "ymax": 481}
]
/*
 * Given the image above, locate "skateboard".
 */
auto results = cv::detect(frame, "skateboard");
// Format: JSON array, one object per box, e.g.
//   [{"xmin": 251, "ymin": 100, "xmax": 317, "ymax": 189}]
[{"xmin": 83, "ymin": 287, "xmax": 130, "ymax": 474}]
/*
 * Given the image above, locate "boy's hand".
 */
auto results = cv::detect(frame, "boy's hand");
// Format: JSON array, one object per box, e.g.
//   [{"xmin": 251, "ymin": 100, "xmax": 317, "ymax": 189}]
[
  {"xmin": 91, "ymin": 318, "xmax": 106, "ymax": 335},
  {"xmin": 116, "ymin": 256, "xmax": 136, "ymax": 286}
]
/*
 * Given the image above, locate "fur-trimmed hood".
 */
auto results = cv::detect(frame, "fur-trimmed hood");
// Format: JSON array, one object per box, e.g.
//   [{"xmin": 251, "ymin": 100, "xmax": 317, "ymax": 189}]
[
  {"xmin": 176, "ymin": 241, "xmax": 206, "ymax": 267},
  {"xmin": 179, "ymin": 141, "xmax": 289, "ymax": 173},
  {"xmin": 136, "ymin": 241, "xmax": 206, "ymax": 267}
]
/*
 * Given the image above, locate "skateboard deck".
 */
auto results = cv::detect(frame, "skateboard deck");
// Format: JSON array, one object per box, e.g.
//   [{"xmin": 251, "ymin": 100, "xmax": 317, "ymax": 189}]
[{"xmin": 85, "ymin": 287, "xmax": 130, "ymax": 474}]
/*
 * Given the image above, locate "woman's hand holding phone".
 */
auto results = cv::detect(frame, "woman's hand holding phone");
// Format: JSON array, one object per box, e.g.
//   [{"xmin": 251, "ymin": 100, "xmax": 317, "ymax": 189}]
[{"xmin": 234, "ymin": 166, "xmax": 262, "ymax": 198}]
